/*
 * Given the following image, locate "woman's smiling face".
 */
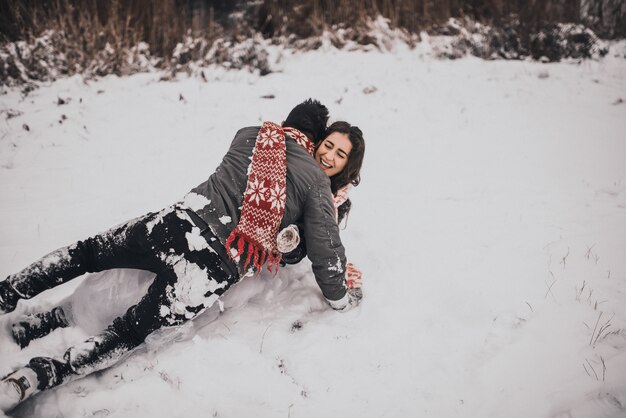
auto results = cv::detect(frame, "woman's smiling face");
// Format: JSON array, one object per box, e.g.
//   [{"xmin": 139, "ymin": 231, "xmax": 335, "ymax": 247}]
[{"xmin": 314, "ymin": 132, "xmax": 353, "ymax": 177}]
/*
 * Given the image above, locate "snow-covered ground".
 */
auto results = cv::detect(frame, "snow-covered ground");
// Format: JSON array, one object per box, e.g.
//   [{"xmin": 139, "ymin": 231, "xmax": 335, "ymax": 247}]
[{"xmin": 1, "ymin": 41, "xmax": 626, "ymax": 418}]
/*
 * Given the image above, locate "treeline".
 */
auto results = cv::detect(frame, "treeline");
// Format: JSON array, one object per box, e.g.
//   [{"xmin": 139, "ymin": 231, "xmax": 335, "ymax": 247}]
[
  {"xmin": 254, "ymin": 0, "xmax": 625, "ymax": 38},
  {"xmin": 0, "ymin": 0, "xmax": 621, "ymax": 87},
  {"xmin": 1, "ymin": 0, "xmax": 624, "ymax": 48}
]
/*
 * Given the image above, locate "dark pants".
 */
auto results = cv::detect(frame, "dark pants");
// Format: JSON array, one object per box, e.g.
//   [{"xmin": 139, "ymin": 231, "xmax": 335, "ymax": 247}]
[{"xmin": 5, "ymin": 205, "xmax": 238, "ymax": 390}]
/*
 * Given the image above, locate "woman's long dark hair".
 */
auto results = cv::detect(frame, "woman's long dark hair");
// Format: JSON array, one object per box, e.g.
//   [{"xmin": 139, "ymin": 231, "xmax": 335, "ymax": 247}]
[{"xmin": 317, "ymin": 121, "xmax": 365, "ymax": 195}]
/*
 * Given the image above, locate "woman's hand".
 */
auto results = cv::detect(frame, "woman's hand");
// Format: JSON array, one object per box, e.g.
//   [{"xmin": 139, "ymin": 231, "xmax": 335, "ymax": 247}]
[{"xmin": 346, "ymin": 262, "xmax": 362, "ymax": 289}]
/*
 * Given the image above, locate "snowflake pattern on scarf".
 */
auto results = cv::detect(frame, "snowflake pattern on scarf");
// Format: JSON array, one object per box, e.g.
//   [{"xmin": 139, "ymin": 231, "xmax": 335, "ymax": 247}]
[{"xmin": 226, "ymin": 122, "xmax": 313, "ymax": 271}]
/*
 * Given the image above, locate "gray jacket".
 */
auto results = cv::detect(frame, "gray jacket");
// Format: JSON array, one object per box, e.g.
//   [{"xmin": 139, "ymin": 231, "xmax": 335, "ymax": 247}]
[{"xmin": 184, "ymin": 126, "xmax": 348, "ymax": 303}]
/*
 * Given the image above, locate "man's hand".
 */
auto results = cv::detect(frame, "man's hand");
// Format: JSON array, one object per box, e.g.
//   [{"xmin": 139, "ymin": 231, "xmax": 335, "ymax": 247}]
[
  {"xmin": 328, "ymin": 287, "xmax": 363, "ymax": 312},
  {"xmin": 326, "ymin": 263, "xmax": 363, "ymax": 312},
  {"xmin": 347, "ymin": 287, "xmax": 363, "ymax": 305}
]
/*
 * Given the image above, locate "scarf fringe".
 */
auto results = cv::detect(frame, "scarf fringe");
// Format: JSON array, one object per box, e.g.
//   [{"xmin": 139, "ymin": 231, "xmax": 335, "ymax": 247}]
[
  {"xmin": 226, "ymin": 229, "xmax": 281, "ymax": 273},
  {"xmin": 225, "ymin": 122, "xmax": 310, "ymax": 276}
]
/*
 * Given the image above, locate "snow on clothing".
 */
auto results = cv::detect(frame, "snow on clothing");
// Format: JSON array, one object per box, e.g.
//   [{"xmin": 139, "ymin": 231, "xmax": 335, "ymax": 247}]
[
  {"xmin": 280, "ymin": 198, "xmax": 351, "ymax": 266},
  {"xmin": 3, "ymin": 206, "xmax": 236, "ymax": 390},
  {"xmin": 10, "ymin": 197, "xmax": 356, "ymax": 348},
  {"xmin": 280, "ymin": 196, "xmax": 363, "ymax": 290},
  {"xmin": 0, "ymin": 125, "xmax": 350, "ymax": 393},
  {"xmin": 190, "ymin": 125, "xmax": 348, "ymax": 302},
  {"xmin": 226, "ymin": 122, "xmax": 315, "ymax": 271},
  {"xmin": 10, "ymin": 195, "xmax": 356, "ymax": 348}
]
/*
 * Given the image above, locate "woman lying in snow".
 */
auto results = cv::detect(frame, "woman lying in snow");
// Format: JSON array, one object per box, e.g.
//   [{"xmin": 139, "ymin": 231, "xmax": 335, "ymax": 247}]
[{"xmin": 0, "ymin": 101, "xmax": 365, "ymax": 412}]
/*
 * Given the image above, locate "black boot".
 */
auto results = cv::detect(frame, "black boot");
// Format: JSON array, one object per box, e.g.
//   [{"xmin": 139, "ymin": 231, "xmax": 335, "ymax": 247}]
[
  {"xmin": 63, "ymin": 328, "xmax": 133, "ymax": 374},
  {"xmin": 0, "ymin": 280, "xmax": 20, "ymax": 314},
  {"xmin": 27, "ymin": 357, "xmax": 73, "ymax": 391},
  {"xmin": 25, "ymin": 328, "xmax": 132, "ymax": 391},
  {"xmin": 12, "ymin": 307, "xmax": 70, "ymax": 348}
]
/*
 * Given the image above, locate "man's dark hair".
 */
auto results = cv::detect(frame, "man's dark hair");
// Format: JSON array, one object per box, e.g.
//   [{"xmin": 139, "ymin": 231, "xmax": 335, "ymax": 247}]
[{"xmin": 284, "ymin": 99, "xmax": 329, "ymax": 143}]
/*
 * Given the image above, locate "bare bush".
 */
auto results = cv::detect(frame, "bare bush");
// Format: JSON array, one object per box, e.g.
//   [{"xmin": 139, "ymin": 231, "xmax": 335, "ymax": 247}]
[{"xmin": 0, "ymin": 0, "xmax": 622, "ymax": 88}]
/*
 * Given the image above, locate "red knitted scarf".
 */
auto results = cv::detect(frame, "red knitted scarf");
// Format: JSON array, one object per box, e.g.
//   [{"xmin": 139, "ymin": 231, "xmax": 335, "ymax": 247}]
[{"xmin": 226, "ymin": 121, "xmax": 314, "ymax": 272}]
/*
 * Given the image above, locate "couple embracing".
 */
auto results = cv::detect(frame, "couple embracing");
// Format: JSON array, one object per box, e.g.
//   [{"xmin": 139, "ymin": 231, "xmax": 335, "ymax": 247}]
[{"xmin": 0, "ymin": 98, "xmax": 365, "ymax": 411}]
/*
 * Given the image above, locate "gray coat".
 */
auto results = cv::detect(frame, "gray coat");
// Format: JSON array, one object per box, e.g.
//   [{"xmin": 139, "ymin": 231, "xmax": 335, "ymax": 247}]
[{"xmin": 185, "ymin": 126, "xmax": 348, "ymax": 303}]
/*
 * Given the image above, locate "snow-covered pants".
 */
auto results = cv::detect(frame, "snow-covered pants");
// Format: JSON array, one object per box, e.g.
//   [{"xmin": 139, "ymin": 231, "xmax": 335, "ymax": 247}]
[{"xmin": 5, "ymin": 204, "xmax": 238, "ymax": 390}]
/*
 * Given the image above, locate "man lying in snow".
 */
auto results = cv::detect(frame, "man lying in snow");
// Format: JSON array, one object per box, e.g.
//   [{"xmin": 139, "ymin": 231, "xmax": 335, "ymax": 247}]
[
  {"xmin": 7, "ymin": 119, "xmax": 366, "ymax": 350},
  {"xmin": 0, "ymin": 99, "xmax": 364, "ymax": 412}
]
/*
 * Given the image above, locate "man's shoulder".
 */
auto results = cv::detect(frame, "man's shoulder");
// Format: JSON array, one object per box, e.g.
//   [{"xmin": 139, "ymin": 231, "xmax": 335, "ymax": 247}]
[
  {"xmin": 234, "ymin": 126, "xmax": 261, "ymax": 140},
  {"xmin": 286, "ymin": 149, "xmax": 329, "ymax": 189},
  {"xmin": 286, "ymin": 139, "xmax": 319, "ymax": 163},
  {"xmin": 227, "ymin": 126, "xmax": 261, "ymax": 151}
]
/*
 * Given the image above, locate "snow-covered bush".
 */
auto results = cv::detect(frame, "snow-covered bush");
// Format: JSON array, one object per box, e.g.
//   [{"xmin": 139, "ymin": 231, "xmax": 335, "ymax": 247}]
[
  {"xmin": 204, "ymin": 35, "xmax": 272, "ymax": 76},
  {"xmin": 427, "ymin": 17, "xmax": 609, "ymax": 62},
  {"xmin": 0, "ymin": 31, "xmax": 161, "ymax": 88},
  {"xmin": 319, "ymin": 16, "xmax": 418, "ymax": 52},
  {"xmin": 0, "ymin": 13, "xmax": 614, "ymax": 90},
  {"xmin": 530, "ymin": 23, "xmax": 609, "ymax": 61},
  {"xmin": 0, "ymin": 31, "xmax": 71, "ymax": 88}
]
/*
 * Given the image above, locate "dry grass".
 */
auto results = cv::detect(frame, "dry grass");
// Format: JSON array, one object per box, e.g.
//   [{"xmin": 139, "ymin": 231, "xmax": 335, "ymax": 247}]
[
  {"xmin": 0, "ymin": 0, "xmax": 191, "ymax": 55},
  {"xmin": 0, "ymin": 0, "xmax": 621, "ymax": 87},
  {"xmin": 1, "ymin": 0, "xmax": 624, "ymax": 48}
]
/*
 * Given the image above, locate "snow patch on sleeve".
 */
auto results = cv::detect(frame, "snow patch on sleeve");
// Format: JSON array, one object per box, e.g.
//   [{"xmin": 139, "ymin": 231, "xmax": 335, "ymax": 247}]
[
  {"xmin": 230, "ymin": 247, "xmax": 241, "ymax": 263},
  {"xmin": 205, "ymin": 293, "xmax": 221, "ymax": 310},
  {"xmin": 219, "ymin": 215, "xmax": 231, "ymax": 225},
  {"xmin": 38, "ymin": 248, "xmax": 70, "ymax": 269},
  {"xmin": 181, "ymin": 192, "xmax": 211, "ymax": 212},
  {"xmin": 166, "ymin": 257, "xmax": 228, "ymax": 312},
  {"xmin": 327, "ymin": 255, "xmax": 345, "ymax": 273},
  {"xmin": 146, "ymin": 206, "xmax": 175, "ymax": 234},
  {"xmin": 185, "ymin": 229, "xmax": 215, "ymax": 253},
  {"xmin": 159, "ymin": 305, "xmax": 171, "ymax": 317}
]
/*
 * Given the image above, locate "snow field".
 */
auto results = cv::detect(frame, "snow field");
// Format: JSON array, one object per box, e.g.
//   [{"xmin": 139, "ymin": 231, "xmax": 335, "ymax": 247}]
[{"xmin": 1, "ymin": 41, "xmax": 626, "ymax": 417}]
